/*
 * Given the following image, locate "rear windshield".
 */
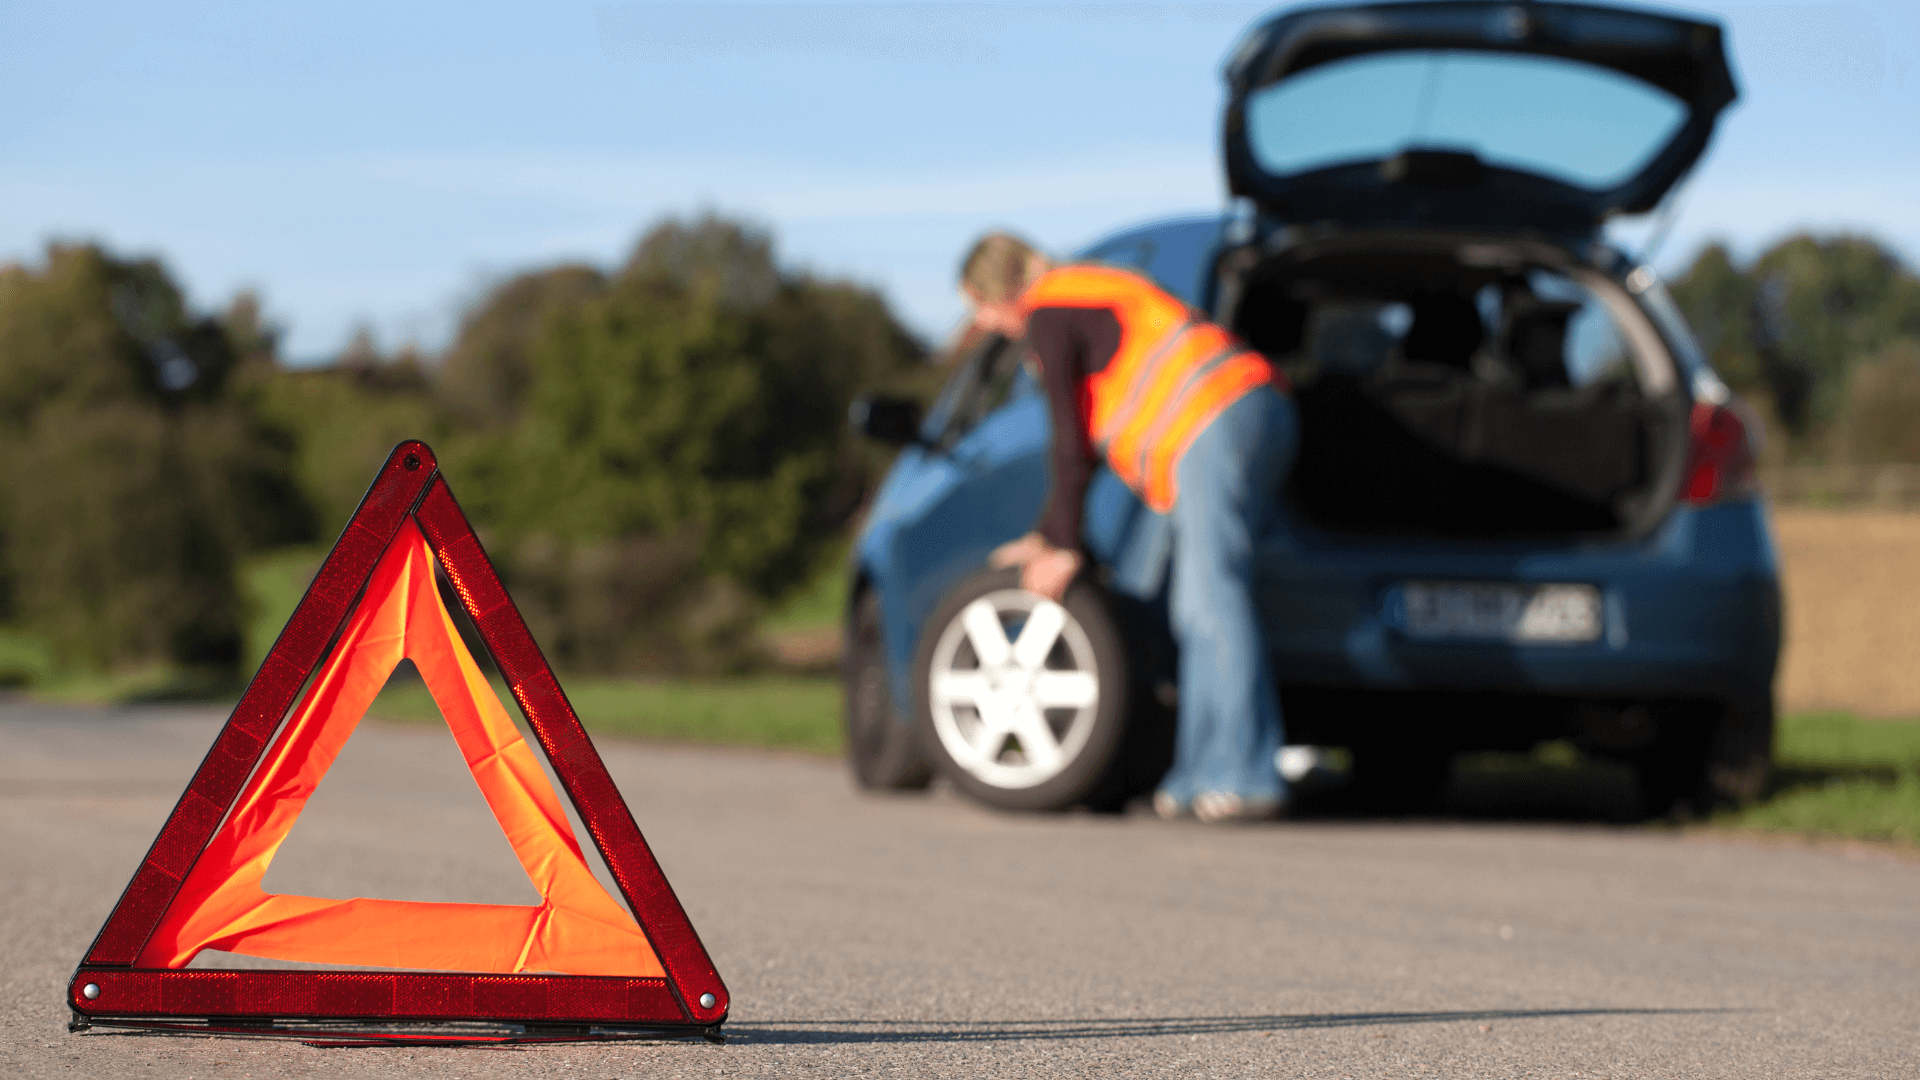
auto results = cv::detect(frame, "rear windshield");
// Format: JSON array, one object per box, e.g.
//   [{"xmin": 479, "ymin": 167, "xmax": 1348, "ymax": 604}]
[{"xmin": 1244, "ymin": 50, "xmax": 1687, "ymax": 190}]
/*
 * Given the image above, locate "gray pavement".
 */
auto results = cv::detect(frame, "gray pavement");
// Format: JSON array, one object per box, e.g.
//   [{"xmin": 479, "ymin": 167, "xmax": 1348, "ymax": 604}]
[{"xmin": 3, "ymin": 696, "xmax": 1917, "ymax": 1078}]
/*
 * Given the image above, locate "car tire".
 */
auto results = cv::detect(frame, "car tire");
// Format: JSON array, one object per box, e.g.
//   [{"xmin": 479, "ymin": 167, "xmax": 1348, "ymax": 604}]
[
  {"xmin": 843, "ymin": 590, "xmax": 933, "ymax": 791},
  {"xmin": 1705, "ymin": 690, "xmax": 1774, "ymax": 808},
  {"xmin": 912, "ymin": 568, "xmax": 1132, "ymax": 811},
  {"xmin": 1635, "ymin": 693, "xmax": 1773, "ymax": 819}
]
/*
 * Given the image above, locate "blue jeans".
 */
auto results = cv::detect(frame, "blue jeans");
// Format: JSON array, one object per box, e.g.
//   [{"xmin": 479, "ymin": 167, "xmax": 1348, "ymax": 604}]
[{"xmin": 1156, "ymin": 386, "xmax": 1297, "ymax": 804}]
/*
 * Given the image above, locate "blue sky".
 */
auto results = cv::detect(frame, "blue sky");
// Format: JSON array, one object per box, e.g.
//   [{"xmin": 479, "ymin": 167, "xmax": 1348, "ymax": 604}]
[{"xmin": 2, "ymin": 1, "xmax": 1915, "ymax": 360}]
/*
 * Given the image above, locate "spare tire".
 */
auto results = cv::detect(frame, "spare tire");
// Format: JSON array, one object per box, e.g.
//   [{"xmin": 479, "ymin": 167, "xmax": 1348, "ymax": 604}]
[{"xmin": 912, "ymin": 568, "xmax": 1132, "ymax": 811}]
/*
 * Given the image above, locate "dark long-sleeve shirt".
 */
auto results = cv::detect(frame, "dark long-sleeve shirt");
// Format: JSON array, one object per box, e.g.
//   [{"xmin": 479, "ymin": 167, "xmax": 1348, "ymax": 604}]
[{"xmin": 1025, "ymin": 306, "xmax": 1123, "ymax": 551}]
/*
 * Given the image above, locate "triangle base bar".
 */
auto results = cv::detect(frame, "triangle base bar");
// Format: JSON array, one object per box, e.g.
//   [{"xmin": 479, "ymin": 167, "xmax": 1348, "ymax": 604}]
[
  {"xmin": 69, "ymin": 967, "xmax": 687, "ymax": 1027},
  {"xmin": 71, "ymin": 1016, "xmax": 720, "ymax": 1046},
  {"xmin": 69, "ymin": 1012, "xmax": 722, "ymax": 1048},
  {"xmin": 68, "ymin": 967, "xmax": 725, "ymax": 1043}
]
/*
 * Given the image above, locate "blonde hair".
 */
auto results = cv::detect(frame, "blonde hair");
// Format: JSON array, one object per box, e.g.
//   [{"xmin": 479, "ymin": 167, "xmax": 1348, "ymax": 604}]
[{"xmin": 959, "ymin": 231, "xmax": 1049, "ymax": 303}]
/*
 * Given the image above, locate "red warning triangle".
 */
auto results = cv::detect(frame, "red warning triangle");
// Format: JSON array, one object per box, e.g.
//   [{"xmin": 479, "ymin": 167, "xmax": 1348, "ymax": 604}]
[{"xmin": 68, "ymin": 442, "xmax": 728, "ymax": 1041}]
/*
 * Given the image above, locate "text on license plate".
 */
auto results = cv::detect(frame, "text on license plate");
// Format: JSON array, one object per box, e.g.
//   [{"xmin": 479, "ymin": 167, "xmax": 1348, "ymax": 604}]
[{"xmin": 1400, "ymin": 582, "xmax": 1602, "ymax": 643}]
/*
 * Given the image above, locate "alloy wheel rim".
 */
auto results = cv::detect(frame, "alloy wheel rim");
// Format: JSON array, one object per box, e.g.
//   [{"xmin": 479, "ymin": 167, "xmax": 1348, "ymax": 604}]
[{"xmin": 927, "ymin": 589, "xmax": 1101, "ymax": 790}]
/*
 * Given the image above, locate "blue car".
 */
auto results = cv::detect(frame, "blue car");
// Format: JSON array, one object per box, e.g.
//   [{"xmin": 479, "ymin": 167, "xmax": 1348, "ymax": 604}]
[{"xmin": 843, "ymin": 0, "xmax": 1777, "ymax": 816}]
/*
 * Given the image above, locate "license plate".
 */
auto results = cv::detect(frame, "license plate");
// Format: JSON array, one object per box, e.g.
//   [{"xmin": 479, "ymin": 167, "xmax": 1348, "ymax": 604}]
[{"xmin": 1400, "ymin": 581, "xmax": 1602, "ymax": 643}]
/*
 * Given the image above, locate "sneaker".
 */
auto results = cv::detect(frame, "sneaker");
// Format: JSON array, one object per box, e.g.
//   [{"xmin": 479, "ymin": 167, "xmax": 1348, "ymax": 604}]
[
  {"xmin": 1151, "ymin": 791, "xmax": 1189, "ymax": 820},
  {"xmin": 1192, "ymin": 791, "xmax": 1286, "ymax": 824}
]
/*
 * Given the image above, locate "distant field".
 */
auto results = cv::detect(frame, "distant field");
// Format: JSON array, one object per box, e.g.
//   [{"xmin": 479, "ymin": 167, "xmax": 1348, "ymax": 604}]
[{"xmin": 1775, "ymin": 508, "xmax": 1920, "ymax": 717}]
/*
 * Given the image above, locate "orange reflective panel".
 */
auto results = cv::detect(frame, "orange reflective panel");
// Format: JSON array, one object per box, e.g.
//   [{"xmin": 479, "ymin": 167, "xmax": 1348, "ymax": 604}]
[
  {"xmin": 1015, "ymin": 264, "xmax": 1277, "ymax": 512},
  {"xmin": 135, "ymin": 520, "xmax": 663, "ymax": 978}
]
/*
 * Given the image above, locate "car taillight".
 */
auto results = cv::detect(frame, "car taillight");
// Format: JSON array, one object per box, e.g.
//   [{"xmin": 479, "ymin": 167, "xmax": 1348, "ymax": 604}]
[{"xmin": 1682, "ymin": 401, "xmax": 1760, "ymax": 506}]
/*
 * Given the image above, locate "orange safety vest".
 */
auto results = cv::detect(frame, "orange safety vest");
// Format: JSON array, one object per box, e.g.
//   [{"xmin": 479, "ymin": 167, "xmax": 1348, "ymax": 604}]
[{"xmin": 1019, "ymin": 265, "xmax": 1278, "ymax": 512}]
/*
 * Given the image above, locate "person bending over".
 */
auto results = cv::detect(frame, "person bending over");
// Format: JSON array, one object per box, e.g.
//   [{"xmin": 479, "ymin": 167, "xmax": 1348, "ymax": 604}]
[{"xmin": 959, "ymin": 232, "xmax": 1298, "ymax": 823}]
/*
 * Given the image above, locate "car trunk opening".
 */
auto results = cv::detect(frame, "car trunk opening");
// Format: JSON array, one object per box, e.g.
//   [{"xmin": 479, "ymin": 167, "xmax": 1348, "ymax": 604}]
[{"xmin": 1225, "ymin": 237, "xmax": 1689, "ymax": 539}]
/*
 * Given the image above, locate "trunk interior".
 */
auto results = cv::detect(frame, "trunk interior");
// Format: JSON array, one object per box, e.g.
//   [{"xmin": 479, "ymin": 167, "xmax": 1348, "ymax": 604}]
[{"xmin": 1224, "ymin": 238, "xmax": 1690, "ymax": 540}]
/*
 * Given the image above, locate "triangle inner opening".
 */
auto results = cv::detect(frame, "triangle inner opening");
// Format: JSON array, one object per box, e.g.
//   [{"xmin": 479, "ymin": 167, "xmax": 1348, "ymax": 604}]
[{"xmin": 255, "ymin": 658, "xmax": 545, "ymax": 908}]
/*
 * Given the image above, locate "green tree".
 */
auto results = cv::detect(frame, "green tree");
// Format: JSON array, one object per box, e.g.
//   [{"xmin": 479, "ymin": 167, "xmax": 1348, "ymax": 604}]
[
  {"xmin": 1829, "ymin": 338, "xmax": 1920, "ymax": 464},
  {"xmin": 436, "ymin": 265, "xmax": 606, "ymax": 431},
  {"xmin": 1669, "ymin": 233, "xmax": 1920, "ymax": 449},
  {"xmin": 249, "ymin": 339, "xmax": 439, "ymax": 540},
  {"xmin": 445, "ymin": 216, "xmax": 927, "ymax": 672},
  {"xmin": 1667, "ymin": 242, "xmax": 1760, "ymax": 390},
  {"xmin": 0, "ymin": 244, "xmax": 307, "ymax": 673}
]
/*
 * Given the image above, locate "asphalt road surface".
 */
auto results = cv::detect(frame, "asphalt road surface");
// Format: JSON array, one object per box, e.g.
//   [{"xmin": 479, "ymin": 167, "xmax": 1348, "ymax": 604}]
[{"xmin": 4, "ymin": 697, "xmax": 1917, "ymax": 1079}]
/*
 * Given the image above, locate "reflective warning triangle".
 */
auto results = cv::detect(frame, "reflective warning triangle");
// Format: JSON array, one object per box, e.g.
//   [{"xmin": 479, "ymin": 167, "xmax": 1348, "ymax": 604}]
[{"xmin": 68, "ymin": 442, "xmax": 728, "ymax": 1040}]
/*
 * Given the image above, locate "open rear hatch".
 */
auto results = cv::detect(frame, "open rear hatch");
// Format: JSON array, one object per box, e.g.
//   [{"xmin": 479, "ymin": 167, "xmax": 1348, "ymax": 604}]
[{"xmin": 1223, "ymin": 1, "xmax": 1737, "ymax": 234}]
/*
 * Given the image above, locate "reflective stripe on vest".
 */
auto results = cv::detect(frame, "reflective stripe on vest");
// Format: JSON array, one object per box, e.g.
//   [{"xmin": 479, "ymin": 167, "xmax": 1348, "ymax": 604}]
[{"xmin": 1019, "ymin": 265, "xmax": 1276, "ymax": 512}]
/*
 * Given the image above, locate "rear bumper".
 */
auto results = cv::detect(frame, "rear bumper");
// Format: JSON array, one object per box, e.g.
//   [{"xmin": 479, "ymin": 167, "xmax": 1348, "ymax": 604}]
[{"xmin": 1257, "ymin": 500, "xmax": 1780, "ymax": 702}]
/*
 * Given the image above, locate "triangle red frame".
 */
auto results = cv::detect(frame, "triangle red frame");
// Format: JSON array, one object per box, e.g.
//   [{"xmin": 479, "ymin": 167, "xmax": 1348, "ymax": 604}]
[{"xmin": 67, "ymin": 441, "xmax": 728, "ymax": 1041}]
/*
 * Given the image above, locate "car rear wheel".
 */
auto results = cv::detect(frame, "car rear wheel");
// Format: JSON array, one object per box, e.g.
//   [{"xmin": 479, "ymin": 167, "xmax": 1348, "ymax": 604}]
[
  {"xmin": 1634, "ymin": 693, "xmax": 1773, "ymax": 819},
  {"xmin": 844, "ymin": 590, "xmax": 933, "ymax": 791},
  {"xmin": 1705, "ymin": 691, "xmax": 1774, "ymax": 807},
  {"xmin": 913, "ymin": 568, "xmax": 1131, "ymax": 811}
]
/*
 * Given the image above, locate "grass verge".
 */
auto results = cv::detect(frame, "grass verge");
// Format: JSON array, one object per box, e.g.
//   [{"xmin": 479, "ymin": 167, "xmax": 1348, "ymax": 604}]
[
  {"xmin": 1713, "ymin": 711, "xmax": 1920, "ymax": 845},
  {"xmin": 1720, "ymin": 772, "xmax": 1920, "ymax": 845}
]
